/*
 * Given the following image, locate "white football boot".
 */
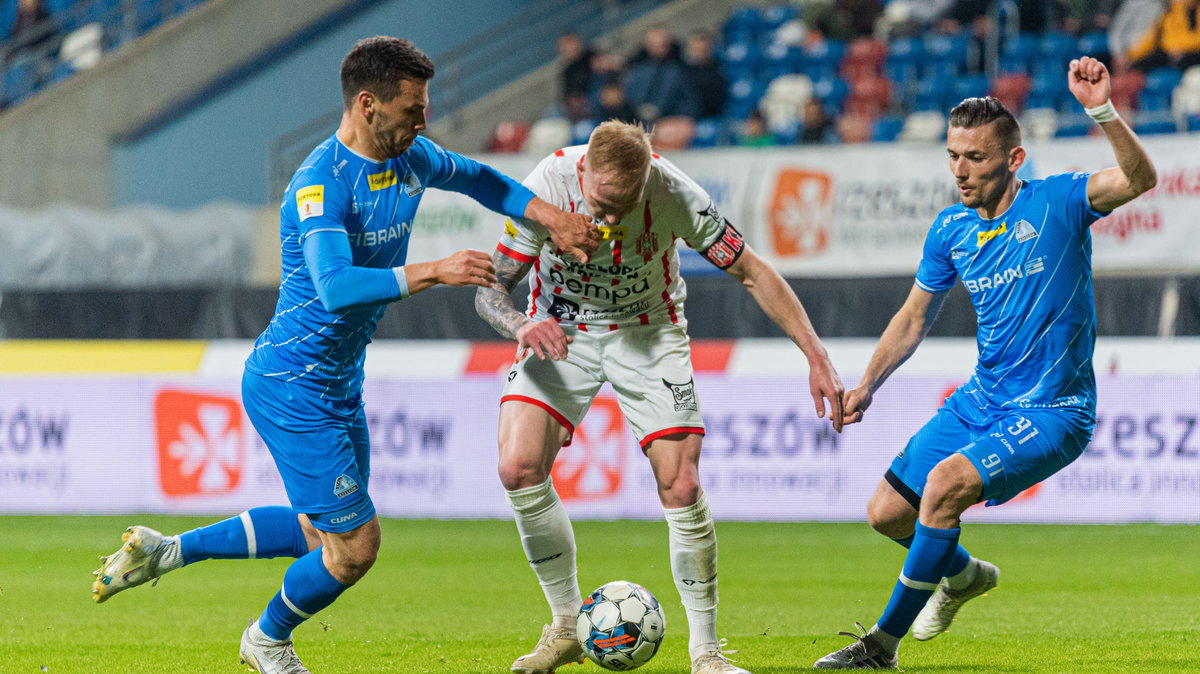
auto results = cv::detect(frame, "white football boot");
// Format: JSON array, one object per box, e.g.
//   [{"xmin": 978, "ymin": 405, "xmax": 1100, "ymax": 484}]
[
  {"xmin": 91, "ymin": 525, "xmax": 181, "ymax": 603},
  {"xmin": 912, "ymin": 559, "xmax": 1000, "ymax": 641},
  {"xmin": 813, "ymin": 623, "xmax": 898, "ymax": 669},
  {"xmin": 240, "ymin": 619, "xmax": 311, "ymax": 674},
  {"xmin": 510, "ymin": 624, "xmax": 585, "ymax": 673},
  {"xmin": 692, "ymin": 639, "xmax": 751, "ymax": 673}
]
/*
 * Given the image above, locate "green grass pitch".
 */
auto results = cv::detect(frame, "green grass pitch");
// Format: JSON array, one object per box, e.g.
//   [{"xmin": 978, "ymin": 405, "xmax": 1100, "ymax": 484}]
[{"xmin": 1, "ymin": 516, "xmax": 1196, "ymax": 672}]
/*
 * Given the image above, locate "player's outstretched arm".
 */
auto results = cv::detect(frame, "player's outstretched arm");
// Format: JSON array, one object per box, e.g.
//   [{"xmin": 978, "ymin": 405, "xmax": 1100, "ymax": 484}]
[
  {"xmin": 844, "ymin": 284, "xmax": 948, "ymax": 425},
  {"xmin": 724, "ymin": 245, "xmax": 846, "ymax": 431},
  {"xmin": 402, "ymin": 249, "xmax": 496, "ymax": 296},
  {"xmin": 475, "ymin": 250, "xmax": 572, "ymax": 361},
  {"xmin": 524, "ymin": 197, "xmax": 600, "ymax": 263},
  {"xmin": 1067, "ymin": 56, "xmax": 1158, "ymax": 212}
]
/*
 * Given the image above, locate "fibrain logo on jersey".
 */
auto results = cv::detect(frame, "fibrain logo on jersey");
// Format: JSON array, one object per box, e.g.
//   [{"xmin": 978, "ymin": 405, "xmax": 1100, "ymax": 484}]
[
  {"xmin": 551, "ymin": 395, "xmax": 628, "ymax": 501},
  {"xmin": 155, "ymin": 389, "xmax": 245, "ymax": 497},
  {"xmin": 769, "ymin": 168, "xmax": 832, "ymax": 258}
]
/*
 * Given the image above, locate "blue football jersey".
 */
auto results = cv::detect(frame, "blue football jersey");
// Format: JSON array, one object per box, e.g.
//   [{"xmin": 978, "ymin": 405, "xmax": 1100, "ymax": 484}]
[
  {"xmin": 915, "ymin": 172, "xmax": 1109, "ymax": 413},
  {"xmin": 246, "ymin": 134, "xmax": 528, "ymax": 399}
]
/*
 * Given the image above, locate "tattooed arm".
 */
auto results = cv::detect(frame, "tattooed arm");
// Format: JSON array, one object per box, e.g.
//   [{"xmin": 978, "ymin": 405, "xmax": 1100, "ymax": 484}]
[{"xmin": 475, "ymin": 250, "xmax": 572, "ymax": 361}]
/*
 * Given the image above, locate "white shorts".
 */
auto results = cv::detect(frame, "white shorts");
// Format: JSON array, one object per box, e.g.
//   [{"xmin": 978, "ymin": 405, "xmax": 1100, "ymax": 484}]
[{"xmin": 501, "ymin": 323, "xmax": 705, "ymax": 449}]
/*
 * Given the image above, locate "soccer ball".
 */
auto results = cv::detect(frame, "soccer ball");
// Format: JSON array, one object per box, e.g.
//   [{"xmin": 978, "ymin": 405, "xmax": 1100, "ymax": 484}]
[{"xmin": 576, "ymin": 580, "xmax": 665, "ymax": 671}]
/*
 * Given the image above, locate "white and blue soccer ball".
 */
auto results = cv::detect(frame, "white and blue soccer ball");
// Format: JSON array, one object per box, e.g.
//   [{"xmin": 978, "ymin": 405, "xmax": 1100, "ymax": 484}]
[{"xmin": 576, "ymin": 580, "xmax": 665, "ymax": 671}]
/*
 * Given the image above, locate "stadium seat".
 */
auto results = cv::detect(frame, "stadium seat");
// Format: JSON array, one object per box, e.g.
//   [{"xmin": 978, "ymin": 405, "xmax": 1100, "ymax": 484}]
[
  {"xmin": 915, "ymin": 77, "xmax": 953, "ymax": 112},
  {"xmin": 1, "ymin": 56, "xmax": 38, "ymax": 107},
  {"xmin": 1109, "ymin": 70, "xmax": 1145, "ymax": 111},
  {"xmin": 691, "ymin": 117, "xmax": 725, "ymax": 147},
  {"xmin": 727, "ymin": 75, "xmax": 767, "ymax": 119},
  {"xmin": 870, "ymin": 114, "xmax": 905, "ymax": 142},
  {"xmin": 723, "ymin": 6, "xmax": 763, "ymax": 46},
  {"xmin": 1133, "ymin": 109, "xmax": 1179, "ymax": 135},
  {"xmin": 1036, "ymin": 31, "xmax": 1076, "ymax": 75},
  {"xmin": 922, "ymin": 32, "xmax": 967, "ymax": 79},
  {"xmin": 760, "ymin": 3, "xmax": 798, "ymax": 31},
  {"xmin": 525, "ymin": 117, "xmax": 571, "ymax": 157},
  {"xmin": 811, "ymin": 76, "xmax": 849, "ymax": 112},
  {"xmin": 802, "ymin": 39, "xmax": 845, "ymax": 81},
  {"xmin": 844, "ymin": 74, "xmax": 890, "ymax": 117},
  {"xmin": 1171, "ymin": 65, "xmax": 1200, "ymax": 124},
  {"xmin": 569, "ymin": 119, "xmax": 594, "ymax": 146},
  {"xmin": 1055, "ymin": 112, "xmax": 1093, "ymax": 137},
  {"xmin": 1021, "ymin": 107, "xmax": 1059, "ymax": 141},
  {"xmin": 990, "ymin": 73, "xmax": 1031, "ymax": 114},
  {"xmin": 999, "ymin": 33, "xmax": 1039, "ymax": 75},
  {"xmin": 954, "ymin": 74, "xmax": 990, "ymax": 102},
  {"xmin": 486, "ymin": 120, "xmax": 531, "ymax": 153},
  {"xmin": 651, "ymin": 116, "xmax": 695, "ymax": 150},
  {"xmin": 841, "ymin": 37, "xmax": 887, "ymax": 81},
  {"xmin": 59, "ymin": 22, "xmax": 104, "ymax": 70},
  {"xmin": 761, "ymin": 42, "xmax": 802, "ymax": 81},
  {"xmin": 1077, "ymin": 31, "xmax": 1110, "ymax": 60},
  {"xmin": 760, "ymin": 74, "xmax": 812, "ymax": 132},
  {"xmin": 885, "ymin": 36, "xmax": 922, "ymax": 87},
  {"xmin": 836, "ymin": 112, "xmax": 873, "ymax": 143},
  {"xmin": 722, "ymin": 41, "xmax": 759, "ymax": 79},
  {"xmin": 898, "ymin": 110, "xmax": 946, "ymax": 142}
]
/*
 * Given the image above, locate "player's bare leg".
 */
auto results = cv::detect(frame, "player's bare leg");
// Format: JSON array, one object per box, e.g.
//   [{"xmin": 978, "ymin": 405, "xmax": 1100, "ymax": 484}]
[
  {"xmin": 499, "ymin": 401, "xmax": 585, "ymax": 674},
  {"xmin": 647, "ymin": 433, "xmax": 749, "ymax": 674}
]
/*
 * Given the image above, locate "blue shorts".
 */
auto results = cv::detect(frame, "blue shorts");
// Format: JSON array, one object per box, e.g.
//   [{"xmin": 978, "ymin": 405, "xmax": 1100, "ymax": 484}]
[
  {"xmin": 241, "ymin": 371, "xmax": 375, "ymax": 532},
  {"xmin": 888, "ymin": 392, "xmax": 1094, "ymax": 507}
]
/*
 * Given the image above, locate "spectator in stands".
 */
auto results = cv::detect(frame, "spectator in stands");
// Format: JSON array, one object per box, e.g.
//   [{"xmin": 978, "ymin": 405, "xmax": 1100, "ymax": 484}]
[
  {"xmin": 1128, "ymin": 0, "xmax": 1200, "ymax": 73},
  {"xmin": 564, "ymin": 91, "xmax": 593, "ymax": 124},
  {"xmin": 738, "ymin": 110, "xmax": 777, "ymax": 147},
  {"xmin": 624, "ymin": 26, "xmax": 700, "ymax": 123},
  {"xmin": 799, "ymin": 99, "xmax": 835, "ymax": 143},
  {"xmin": 805, "ymin": 0, "xmax": 883, "ymax": 40},
  {"xmin": 1110, "ymin": 0, "xmax": 1166, "ymax": 71},
  {"xmin": 596, "ymin": 80, "xmax": 640, "ymax": 125},
  {"xmin": 558, "ymin": 33, "xmax": 594, "ymax": 100},
  {"xmin": 5, "ymin": 0, "xmax": 52, "ymax": 64},
  {"xmin": 684, "ymin": 31, "xmax": 727, "ymax": 119}
]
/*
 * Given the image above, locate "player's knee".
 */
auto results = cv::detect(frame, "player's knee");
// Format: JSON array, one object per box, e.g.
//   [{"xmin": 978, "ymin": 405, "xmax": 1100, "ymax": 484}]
[
  {"xmin": 924, "ymin": 462, "xmax": 981, "ymax": 516},
  {"xmin": 866, "ymin": 501, "xmax": 912, "ymax": 538},
  {"xmin": 497, "ymin": 457, "xmax": 549, "ymax": 491},
  {"xmin": 656, "ymin": 472, "xmax": 701, "ymax": 509},
  {"xmin": 327, "ymin": 543, "xmax": 378, "ymax": 584}
]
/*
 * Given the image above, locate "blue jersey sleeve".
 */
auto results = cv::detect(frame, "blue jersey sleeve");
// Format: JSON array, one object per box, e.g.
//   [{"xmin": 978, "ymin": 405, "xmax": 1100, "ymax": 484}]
[
  {"xmin": 407, "ymin": 137, "xmax": 535, "ymax": 217},
  {"xmin": 303, "ymin": 230, "xmax": 404, "ymax": 312},
  {"xmin": 285, "ymin": 168, "xmax": 352, "ymax": 242},
  {"xmin": 914, "ymin": 213, "xmax": 957, "ymax": 292},
  {"xmin": 1045, "ymin": 171, "xmax": 1110, "ymax": 231}
]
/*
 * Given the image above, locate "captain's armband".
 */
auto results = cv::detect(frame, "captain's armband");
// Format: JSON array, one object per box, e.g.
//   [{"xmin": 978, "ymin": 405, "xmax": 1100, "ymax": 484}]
[{"xmin": 701, "ymin": 220, "xmax": 746, "ymax": 269}]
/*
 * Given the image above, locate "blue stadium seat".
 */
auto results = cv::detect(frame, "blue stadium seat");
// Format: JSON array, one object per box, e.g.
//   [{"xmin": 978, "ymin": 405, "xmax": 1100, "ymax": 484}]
[
  {"xmin": 0, "ymin": 2, "xmax": 15, "ymax": 42},
  {"xmin": 915, "ymin": 77, "xmax": 952, "ymax": 112},
  {"xmin": 722, "ymin": 41, "xmax": 760, "ymax": 79},
  {"xmin": 954, "ymin": 74, "xmax": 990, "ymax": 101},
  {"xmin": 46, "ymin": 0, "xmax": 77, "ymax": 13},
  {"xmin": 1134, "ymin": 110, "xmax": 1179, "ymax": 135},
  {"xmin": 923, "ymin": 32, "xmax": 968, "ymax": 77},
  {"xmin": 1187, "ymin": 114, "xmax": 1200, "ymax": 132},
  {"xmin": 1000, "ymin": 33, "xmax": 1038, "ymax": 75},
  {"xmin": 802, "ymin": 39, "xmax": 845, "ymax": 81},
  {"xmin": 48, "ymin": 60, "xmax": 75, "ymax": 85},
  {"xmin": 727, "ymin": 76, "xmax": 766, "ymax": 119},
  {"xmin": 1039, "ymin": 31, "xmax": 1076, "ymax": 63},
  {"xmin": 1, "ymin": 57, "xmax": 38, "ymax": 107},
  {"xmin": 1077, "ymin": 31, "xmax": 1109, "ymax": 59},
  {"xmin": 761, "ymin": 3, "xmax": 797, "ymax": 31},
  {"xmin": 1145, "ymin": 67, "xmax": 1183, "ymax": 95},
  {"xmin": 871, "ymin": 114, "xmax": 905, "ymax": 142},
  {"xmin": 692, "ymin": 117, "xmax": 725, "ymax": 147},
  {"xmin": 723, "ymin": 6, "xmax": 763, "ymax": 46},
  {"xmin": 1055, "ymin": 112, "xmax": 1092, "ymax": 137},
  {"xmin": 811, "ymin": 76, "xmax": 849, "ymax": 111},
  {"xmin": 761, "ymin": 42, "xmax": 802, "ymax": 80},
  {"xmin": 569, "ymin": 119, "xmax": 595, "ymax": 146}
]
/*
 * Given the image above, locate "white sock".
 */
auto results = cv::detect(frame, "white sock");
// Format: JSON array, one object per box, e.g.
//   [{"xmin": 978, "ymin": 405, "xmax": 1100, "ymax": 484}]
[
  {"xmin": 156, "ymin": 536, "xmax": 184, "ymax": 573},
  {"xmin": 868, "ymin": 624, "xmax": 901, "ymax": 653},
  {"xmin": 945, "ymin": 558, "xmax": 979, "ymax": 591},
  {"xmin": 663, "ymin": 492, "xmax": 719, "ymax": 659},
  {"xmin": 506, "ymin": 478, "xmax": 580, "ymax": 630}
]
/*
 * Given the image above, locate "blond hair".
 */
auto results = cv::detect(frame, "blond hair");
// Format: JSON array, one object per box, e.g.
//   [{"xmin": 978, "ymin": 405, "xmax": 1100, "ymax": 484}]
[{"xmin": 587, "ymin": 120, "xmax": 652, "ymax": 191}]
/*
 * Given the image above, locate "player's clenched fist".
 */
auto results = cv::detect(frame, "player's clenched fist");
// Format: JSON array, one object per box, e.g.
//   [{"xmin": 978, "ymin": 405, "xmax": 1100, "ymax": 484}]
[
  {"xmin": 436, "ymin": 249, "xmax": 497, "ymax": 287},
  {"xmin": 1068, "ymin": 56, "xmax": 1110, "ymax": 108},
  {"xmin": 526, "ymin": 197, "xmax": 600, "ymax": 263},
  {"xmin": 515, "ymin": 318, "xmax": 573, "ymax": 361}
]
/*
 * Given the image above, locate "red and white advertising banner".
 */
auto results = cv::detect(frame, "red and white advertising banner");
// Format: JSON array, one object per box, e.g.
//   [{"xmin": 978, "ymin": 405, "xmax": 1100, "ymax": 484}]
[
  {"xmin": 411, "ymin": 135, "xmax": 1200, "ymax": 277},
  {"xmin": 1, "ymin": 374, "xmax": 1196, "ymax": 523}
]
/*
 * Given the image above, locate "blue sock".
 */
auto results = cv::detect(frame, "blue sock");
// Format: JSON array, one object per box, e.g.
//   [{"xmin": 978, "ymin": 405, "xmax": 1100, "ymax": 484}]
[
  {"xmin": 877, "ymin": 523, "xmax": 962, "ymax": 638},
  {"xmin": 891, "ymin": 534, "xmax": 972, "ymax": 577},
  {"xmin": 178, "ymin": 506, "xmax": 309, "ymax": 565},
  {"xmin": 258, "ymin": 548, "xmax": 349, "ymax": 640}
]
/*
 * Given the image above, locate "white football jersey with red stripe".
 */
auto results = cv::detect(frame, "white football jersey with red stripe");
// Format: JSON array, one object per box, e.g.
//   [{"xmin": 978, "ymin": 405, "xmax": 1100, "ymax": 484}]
[{"xmin": 497, "ymin": 145, "xmax": 741, "ymax": 331}]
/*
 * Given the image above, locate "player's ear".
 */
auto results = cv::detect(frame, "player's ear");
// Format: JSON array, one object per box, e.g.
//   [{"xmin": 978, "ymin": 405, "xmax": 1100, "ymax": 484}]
[
  {"xmin": 357, "ymin": 90, "xmax": 375, "ymax": 119},
  {"xmin": 1008, "ymin": 145, "xmax": 1026, "ymax": 173}
]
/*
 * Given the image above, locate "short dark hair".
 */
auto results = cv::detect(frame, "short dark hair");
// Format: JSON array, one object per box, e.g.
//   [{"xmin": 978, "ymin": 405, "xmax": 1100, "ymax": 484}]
[
  {"xmin": 340, "ymin": 36, "xmax": 435, "ymax": 109},
  {"xmin": 949, "ymin": 96, "xmax": 1021, "ymax": 150}
]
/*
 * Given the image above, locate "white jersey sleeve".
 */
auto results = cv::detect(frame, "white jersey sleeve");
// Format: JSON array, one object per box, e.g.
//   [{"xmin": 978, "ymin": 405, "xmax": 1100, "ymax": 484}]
[
  {"xmin": 655, "ymin": 154, "xmax": 747, "ymax": 269},
  {"xmin": 495, "ymin": 153, "xmax": 558, "ymax": 263}
]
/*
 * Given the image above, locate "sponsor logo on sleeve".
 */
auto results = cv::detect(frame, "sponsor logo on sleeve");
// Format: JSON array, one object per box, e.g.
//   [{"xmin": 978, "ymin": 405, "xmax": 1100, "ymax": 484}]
[
  {"xmin": 368, "ymin": 169, "xmax": 398, "ymax": 191},
  {"xmin": 296, "ymin": 185, "xmax": 324, "ymax": 222},
  {"xmin": 977, "ymin": 221, "xmax": 1007, "ymax": 246},
  {"xmin": 597, "ymin": 224, "xmax": 628, "ymax": 240},
  {"xmin": 504, "ymin": 218, "xmax": 520, "ymax": 239}
]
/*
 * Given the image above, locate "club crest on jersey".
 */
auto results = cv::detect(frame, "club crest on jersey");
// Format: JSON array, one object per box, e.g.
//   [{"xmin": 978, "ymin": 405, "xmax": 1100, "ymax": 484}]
[
  {"xmin": 402, "ymin": 170, "xmax": 423, "ymax": 196},
  {"xmin": 662, "ymin": 378, "xmax": 698, "ymax": 411},
  {"xmin": 1014, "ymin": 219, "xmax": 1038, "ymax": 242},
  {"xmin": 635, "ymin": 231, "xmax": 659, "ymax": 262},
  {"xmin": 977, "ymin": 221, "xmax": 1007, "ymax": 247},
  {"xmin": 333, "ymin": 474, "xmax": 359, "ymax": 499},
  {"xmin": 548, "ymin": 295, "xmax": 580, "ymax": 321}
]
